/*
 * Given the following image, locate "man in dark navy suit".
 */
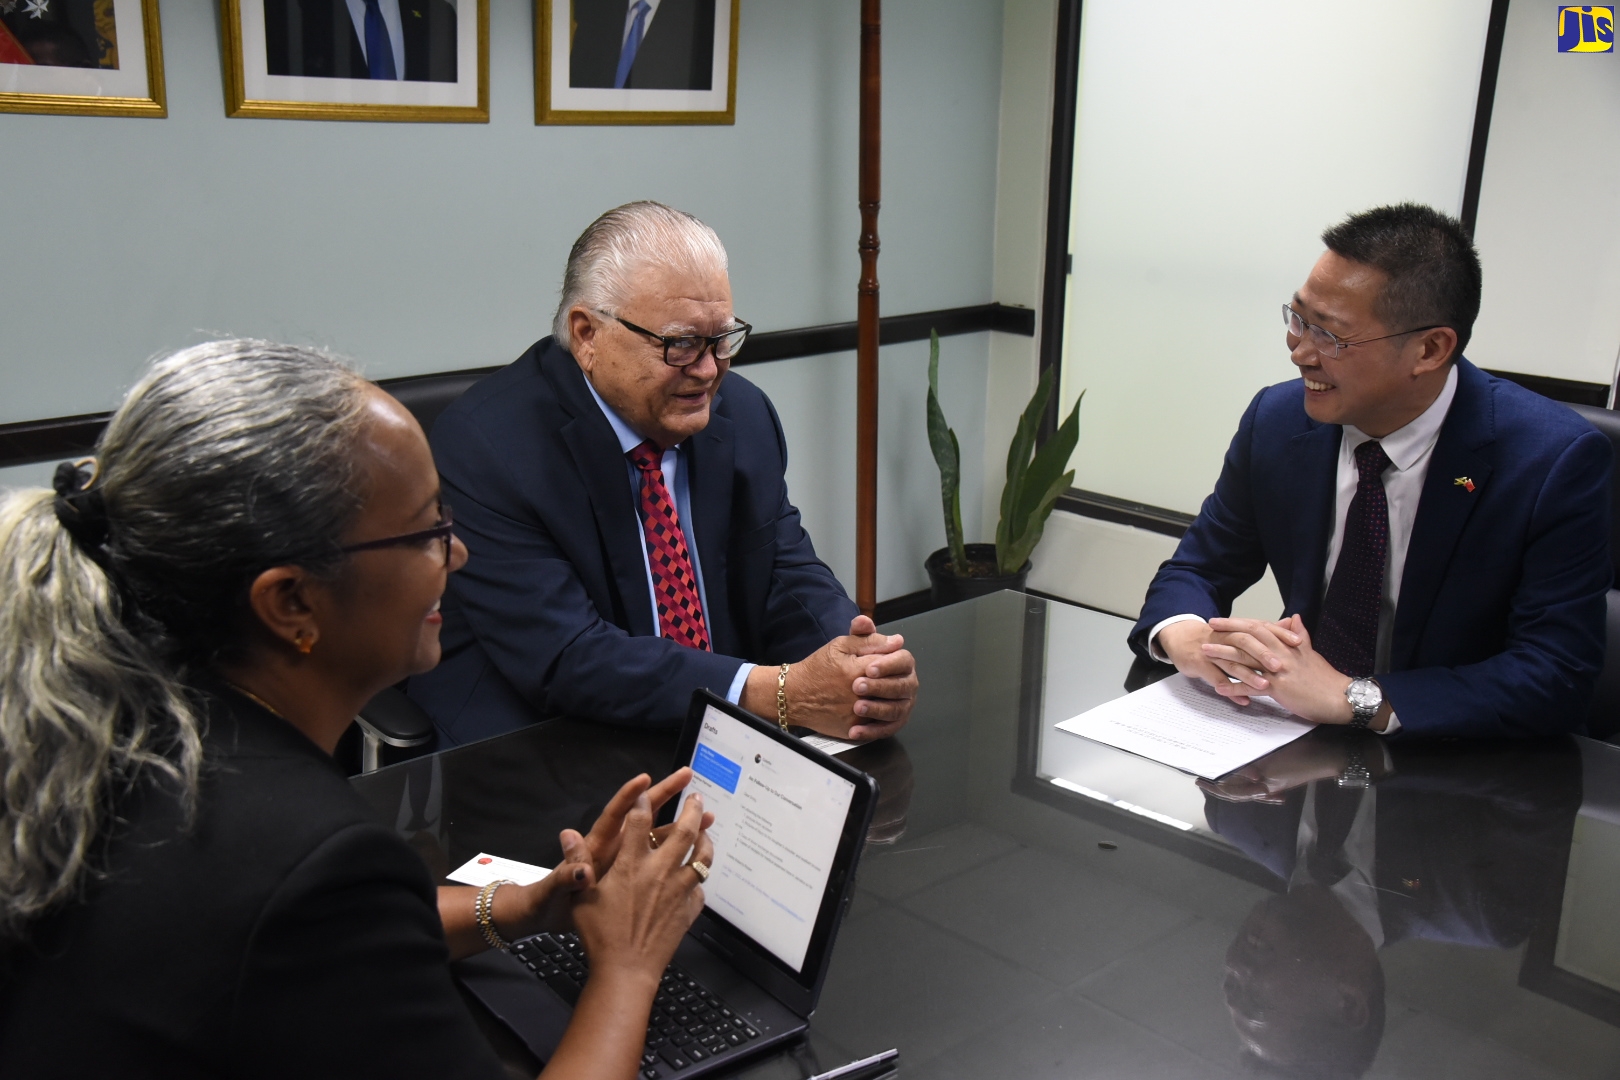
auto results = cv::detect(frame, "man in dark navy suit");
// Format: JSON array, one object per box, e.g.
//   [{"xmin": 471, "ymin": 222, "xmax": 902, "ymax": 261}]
[
  {"xmin": 263, "ymin": 0, "xmax": 457, "ymax": 83},
  {"xmin": 409, "ymin": 201, "xmax": 918, "ymax": 746},
  {"xmin": 1132, "ymin": 204, "xmax": 1611, "ymax": 737},
  {"xmin": 568, "ymin": 0, "xmax": 715, "ymax": 90}
]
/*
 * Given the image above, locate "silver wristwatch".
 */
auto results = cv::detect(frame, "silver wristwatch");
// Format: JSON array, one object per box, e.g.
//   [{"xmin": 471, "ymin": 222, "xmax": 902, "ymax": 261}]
[{"xmin": 1345, "ymin": 677, "xmax": 1383, "ymax": 730}]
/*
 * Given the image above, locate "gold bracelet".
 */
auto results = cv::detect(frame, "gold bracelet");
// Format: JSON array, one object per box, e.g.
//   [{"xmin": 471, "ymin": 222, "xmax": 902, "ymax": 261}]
[
  {"xmin": 476, "ymin": 878, "xmax": 516, "ymax": 952},
  {"xmin": 776, "ymin": 663, "xmax": 791, "ymax": 732}
]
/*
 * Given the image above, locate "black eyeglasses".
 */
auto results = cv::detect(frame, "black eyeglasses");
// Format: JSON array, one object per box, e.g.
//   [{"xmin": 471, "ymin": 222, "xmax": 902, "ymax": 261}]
[
  {"xmin": 1283, "ymin": 305, "xmax": 1446, "ymax": 360},
  {"xmin": 340, "ymin": 502, "xmax": 455, "ymax": 566},
  {"xmin": 598, "ymin": 310, "xmax": 752, "ymax": 367}
]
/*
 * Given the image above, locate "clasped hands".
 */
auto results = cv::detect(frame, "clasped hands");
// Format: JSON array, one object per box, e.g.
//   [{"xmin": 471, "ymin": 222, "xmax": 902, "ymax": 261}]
[
  {"xmin": 1157, "ymin": 614, "xmax": 1382, "ymax": 729},
  {"xmin": 443, "ymin": 769, "xmax": 714, "ymax": 964},
  {"xmin": 741, "ymin": 615, "xmax": 919, "ymax": 741}
]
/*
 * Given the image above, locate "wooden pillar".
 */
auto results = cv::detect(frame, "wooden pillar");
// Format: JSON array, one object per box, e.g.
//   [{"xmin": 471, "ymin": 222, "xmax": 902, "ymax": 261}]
[{"xmin": 855, "ymin": 0, "xmax": 881, "ymax": 616}]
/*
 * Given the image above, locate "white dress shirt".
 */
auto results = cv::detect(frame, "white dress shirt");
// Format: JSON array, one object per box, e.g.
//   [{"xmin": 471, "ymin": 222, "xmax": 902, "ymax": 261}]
[
  {"xmin": 1150, "ymin": 364, "xmax": 1461, "ymax": 734},
  {"xmin": 344, "ymin": 0, "xmax": 405, "ymax": 78},
  {"xmin": 585, "ymin": 378, "xmax": 754, "ymax": 705}
]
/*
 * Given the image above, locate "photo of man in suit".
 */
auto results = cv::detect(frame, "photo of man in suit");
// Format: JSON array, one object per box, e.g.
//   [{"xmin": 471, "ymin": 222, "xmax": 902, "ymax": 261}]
[
  {"xmin": 1132, "ymin": 204, "xmax": 1613, "ymax": 738},
  {"xmin": 407, "ymin": 201, "xmax": 919, "ymax": 747},
  {"xmin": 568, "ymin": 0, "xmax": 715, "ymax": 90},
  {"xmin": 263, "ymin": 0, "xmax": 457, "ymax": 82}
]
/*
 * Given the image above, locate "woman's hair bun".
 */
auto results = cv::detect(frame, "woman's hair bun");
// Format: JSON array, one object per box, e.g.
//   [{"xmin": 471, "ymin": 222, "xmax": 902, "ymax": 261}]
[{"xmin": 51, "ymin": 459, "xmax": 110, "ymax": 558}]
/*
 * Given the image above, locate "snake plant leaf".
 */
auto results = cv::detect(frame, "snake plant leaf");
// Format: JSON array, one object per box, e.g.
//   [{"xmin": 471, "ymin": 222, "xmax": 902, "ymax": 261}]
[
  {"xmin": 999, "ymin": 467, "xmax": 1075, "ymax": 575},
  {"xmin": 1011, "ymin": 390, "xmax": 1082, "ymax": 542},
  {"xmin": 925, "ymin": 330, "xmax": 968, "ymax": 574},
  {"xmin": 998, "ymin": 368, "xmax": 1052, "ymax": 557}
]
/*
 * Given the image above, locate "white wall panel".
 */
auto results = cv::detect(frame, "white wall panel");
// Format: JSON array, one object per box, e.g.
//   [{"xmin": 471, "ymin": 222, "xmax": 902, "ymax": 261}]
[{"xmin": 1059, "ymin": 0, "xmax": 1491, "ymax": 515}]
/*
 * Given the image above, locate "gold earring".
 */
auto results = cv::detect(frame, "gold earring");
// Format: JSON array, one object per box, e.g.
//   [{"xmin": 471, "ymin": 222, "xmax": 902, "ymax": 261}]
[{"xmin": 295, "ymin": 634, "xmax": 314, "ymax": 655}]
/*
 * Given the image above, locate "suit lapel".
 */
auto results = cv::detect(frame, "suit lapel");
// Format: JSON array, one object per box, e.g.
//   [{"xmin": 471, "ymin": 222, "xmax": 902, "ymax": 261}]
[
  {"xmin": 688, "ymin": 396, "xmax": 735, "ymax": 653},
  {"xmin": 548, "ymin": 352, "xmax": 657, "ymax": 638},
  {"xmin": 1288, "ymin": 422, "xmax": 1343, "ymax": 627},
  {"xmin": 1391, "ymin": 361, "xmax": 1495, "ymax": 669}
]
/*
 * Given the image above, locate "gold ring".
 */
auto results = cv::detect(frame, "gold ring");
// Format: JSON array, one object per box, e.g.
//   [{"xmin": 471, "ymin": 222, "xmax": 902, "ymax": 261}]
[
  {"xmin": 649, "ymin": 831, "xmax": 660, "ymax": 849},
  {"xmin": 689, "ymin": 859, "xmax": 710, "ymax": 882}
]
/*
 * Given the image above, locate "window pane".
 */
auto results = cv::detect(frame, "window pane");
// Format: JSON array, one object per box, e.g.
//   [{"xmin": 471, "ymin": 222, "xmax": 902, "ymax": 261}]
[{"xmin": 1058, "ymin": 0, "xmax": 1491, "ymax": 515}]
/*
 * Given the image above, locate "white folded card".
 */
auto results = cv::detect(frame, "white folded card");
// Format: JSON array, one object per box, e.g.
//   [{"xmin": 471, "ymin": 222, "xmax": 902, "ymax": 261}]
[
  {"xmin": 1057, "ymin": 675, "xmax": 1315, "ymax": 780},
  {"xmin": 447, "ymin": 852, "xmax": 552, "ymax": 887}
]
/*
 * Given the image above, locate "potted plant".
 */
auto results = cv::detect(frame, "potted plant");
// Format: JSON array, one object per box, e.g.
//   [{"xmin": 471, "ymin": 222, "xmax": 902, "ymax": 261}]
[{"xmin": 924, "ymin": 329, "xmax": 1082, "ymax": 607}]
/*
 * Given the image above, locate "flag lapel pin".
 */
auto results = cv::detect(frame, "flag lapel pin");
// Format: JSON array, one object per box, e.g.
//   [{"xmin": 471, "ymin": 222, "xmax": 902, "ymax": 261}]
[{"xmin": 1454, "ymin": 476, "xmax": 1475, "ymax": 492}]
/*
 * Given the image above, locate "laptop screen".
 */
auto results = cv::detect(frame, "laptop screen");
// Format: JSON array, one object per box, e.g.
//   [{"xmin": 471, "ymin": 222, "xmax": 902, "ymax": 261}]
[{"xmin": 675, "ymin": 702, "xmax": 858, "ymax": 972}]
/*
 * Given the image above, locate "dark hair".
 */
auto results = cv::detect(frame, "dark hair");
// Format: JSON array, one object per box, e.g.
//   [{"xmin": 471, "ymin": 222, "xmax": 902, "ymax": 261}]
[{"xmin": 1320, "ymin": 203, "xmax": 1481, "ymax": 361}]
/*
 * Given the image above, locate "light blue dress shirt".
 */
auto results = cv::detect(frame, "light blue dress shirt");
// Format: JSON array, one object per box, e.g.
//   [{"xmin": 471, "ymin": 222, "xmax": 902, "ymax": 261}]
[{"xmin": 585, "ymin": 379, "xmax": 755, "ymax": 704}]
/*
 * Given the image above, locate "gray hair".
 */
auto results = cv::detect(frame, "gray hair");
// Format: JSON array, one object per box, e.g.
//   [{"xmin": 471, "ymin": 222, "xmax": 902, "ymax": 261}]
[
  {"xmin": 0, "ymin": 340, "xmax": 372, "ymax": 940},
  {"xmin": 552, "ymin": 201, "xmax": 730, "ymax": 349}
]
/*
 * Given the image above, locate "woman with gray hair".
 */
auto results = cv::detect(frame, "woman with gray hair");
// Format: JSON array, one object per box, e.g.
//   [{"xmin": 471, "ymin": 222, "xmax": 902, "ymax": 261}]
[{"xmin": 0, "ymin": 340, "xmax": 713, "ymax": 1079}]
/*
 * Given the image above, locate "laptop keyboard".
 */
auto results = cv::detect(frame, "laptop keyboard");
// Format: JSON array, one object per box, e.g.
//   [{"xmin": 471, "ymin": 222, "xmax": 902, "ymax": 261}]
[{"xmin": 510, "ymin": 932, "xmax": 763, "ymax": 1076}]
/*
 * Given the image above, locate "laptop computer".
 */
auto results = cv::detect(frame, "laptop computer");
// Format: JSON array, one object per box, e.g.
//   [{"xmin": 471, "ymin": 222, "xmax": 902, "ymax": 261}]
[{"xmin": 454, "ymin": 689, "xmax": 879, "ymax": 1078}]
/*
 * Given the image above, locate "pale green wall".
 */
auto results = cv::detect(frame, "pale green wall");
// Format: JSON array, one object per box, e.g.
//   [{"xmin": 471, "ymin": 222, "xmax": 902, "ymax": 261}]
[{"xmin": 0, "ymin": 0, "xmax": 1006, "ymax": 600}]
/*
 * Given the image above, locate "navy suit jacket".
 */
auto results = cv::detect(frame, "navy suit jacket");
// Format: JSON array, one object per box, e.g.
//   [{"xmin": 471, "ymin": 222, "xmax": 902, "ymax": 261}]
[
  {"xmin": 407, "ymin": 337, "xmax": 858, "ymax": 745},
  {"xmin": 1130, "ymin": 359, "xmax": 1612, "ymax": 738}
]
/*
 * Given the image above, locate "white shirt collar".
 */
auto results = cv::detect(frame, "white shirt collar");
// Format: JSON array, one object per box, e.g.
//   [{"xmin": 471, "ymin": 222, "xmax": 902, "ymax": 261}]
[{"xmin": 1342, "ymin": 363, "xmax": 1459, "ymax": 473}]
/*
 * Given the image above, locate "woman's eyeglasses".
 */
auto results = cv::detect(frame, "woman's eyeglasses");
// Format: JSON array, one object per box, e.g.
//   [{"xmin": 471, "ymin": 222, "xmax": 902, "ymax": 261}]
[{"xmin": 340, "ymin": 503, "xmax": 455, "ymax": 566}]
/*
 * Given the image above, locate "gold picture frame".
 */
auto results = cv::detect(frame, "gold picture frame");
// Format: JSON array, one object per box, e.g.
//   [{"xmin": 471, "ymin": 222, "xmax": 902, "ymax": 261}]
[
  {"xmin": 221, "ymin": 0, "xmax": 488, "ymax": 122},
  {"xmin": 0, "ymin": 0, "xmax": 166, "ymax": 118},
  {"xmin": 536, "ymin": 0, "xmax": 738, "ymax": 125}
]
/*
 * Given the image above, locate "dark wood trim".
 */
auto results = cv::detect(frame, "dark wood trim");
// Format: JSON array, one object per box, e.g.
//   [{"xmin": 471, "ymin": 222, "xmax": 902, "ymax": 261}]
[
  {"xmin": 1055, "ymin": 488, "xmax": 1194, "ymax": 539},
  {"xmin": 856, "ymin": 0, "xmax": 884, "ymax": 616},
  {"xmin": 1037, "ymin": 0, "xmax": 1084, "ymax": 440},
  {"xmin": 0, "ymin": 303, "xmax": 1036, "ymax": 470},
  {"xmin": 1460, "ymin": 0, "xmax": 1513, "ymax": 234},
  {"xmin": 1483, "ymin": 369, "xmax": 1610, "ymax": 408},
  {"xmin": 737, "ymin": 302, "xmax": 1034, "ymax": 364}
]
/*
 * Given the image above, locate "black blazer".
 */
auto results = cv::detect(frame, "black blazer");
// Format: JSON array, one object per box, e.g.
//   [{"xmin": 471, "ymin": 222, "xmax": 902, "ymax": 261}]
[
  {"xmin": 568, "ymin": 0, "xmax": 716, "ymax": 89},
  {"xmin": 0, "ymin": 689, "xmax": 503, "ymax": 1079},
  {"xmin": 264, "ymin": 0, "xmax": 458, "ymax": 82},
  {"xmin": 407, "ymin": 337, "xmax": 858, "ymax": 745}
]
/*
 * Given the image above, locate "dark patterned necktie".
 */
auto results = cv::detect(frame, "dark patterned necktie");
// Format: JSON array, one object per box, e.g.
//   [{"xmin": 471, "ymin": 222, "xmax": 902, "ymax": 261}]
[
  {"xmin": 1315, "ymin": 440, "xmax": 1392, "ymax": 678},
  {"xmin": 628, "ymin": 440, "xmax": 711, "ymax": 651}
]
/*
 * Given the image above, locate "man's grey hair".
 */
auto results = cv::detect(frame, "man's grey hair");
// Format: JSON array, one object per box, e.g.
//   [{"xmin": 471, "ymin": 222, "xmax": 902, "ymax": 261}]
[{"xmin": 552, "ymin": 201, "xmax": 730, "ymax": 349}]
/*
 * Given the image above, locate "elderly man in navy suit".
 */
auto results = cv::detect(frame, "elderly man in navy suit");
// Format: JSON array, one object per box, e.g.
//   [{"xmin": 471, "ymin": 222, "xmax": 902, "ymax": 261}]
[
  {"xmin": 409, "ymin": 201, "xmax": 918, "ymax": 746},
  {"xmin": 1132, "ymin": 204, "xmax": 1611, "ymax": 737}
]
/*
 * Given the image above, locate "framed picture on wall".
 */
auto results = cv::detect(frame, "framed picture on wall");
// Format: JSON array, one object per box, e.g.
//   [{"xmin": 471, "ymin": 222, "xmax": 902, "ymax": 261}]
[
  {"xmin": 220, "ymin": 0, "xmax": 488, "ymax": 122},
  {"xmin": 0, "ymin": 0, "xmax": 165, "ymax": 117},
  {"xmin": 536, "ymin": 0, "xmax": 738, "ymax": 125}
]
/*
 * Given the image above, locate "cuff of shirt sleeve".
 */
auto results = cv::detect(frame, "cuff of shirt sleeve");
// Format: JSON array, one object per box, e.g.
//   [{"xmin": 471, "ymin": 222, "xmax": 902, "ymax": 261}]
[
  {"xmin": 1148, "ymin": 614, "xmax": 1207, "ymax": 663},
  {"xmin": 1379, "ymin": 711, "xmax": 1401, "ymax": 735},
  {"xmin": 725, "ymin": 663, "xmax": 756, "ymax": 706}
]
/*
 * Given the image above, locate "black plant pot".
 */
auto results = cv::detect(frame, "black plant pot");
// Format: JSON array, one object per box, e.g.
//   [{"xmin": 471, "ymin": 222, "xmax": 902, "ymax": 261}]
[{"xmin": 925, "ymin": 542, "xmax": 1031, "ymax": 608}]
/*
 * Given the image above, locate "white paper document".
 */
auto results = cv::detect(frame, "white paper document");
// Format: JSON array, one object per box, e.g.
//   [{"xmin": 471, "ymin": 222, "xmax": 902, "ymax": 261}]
[
  {"xmin": 447, "ymin": 852, "xmax": 551, "ymax": 887},
  {"xmin": 1056, "ymin": 676, "xmax": 1315, "ymax": 780},
  {"xmin": 799, "ymin": 733, "xmax": 861, "ymax": 756}
]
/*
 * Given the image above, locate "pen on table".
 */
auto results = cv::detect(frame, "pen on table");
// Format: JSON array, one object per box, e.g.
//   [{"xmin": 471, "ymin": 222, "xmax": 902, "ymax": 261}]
[{"xmin": 807, "ymin": 1047, "xmax": 900, "ymax": 1080}]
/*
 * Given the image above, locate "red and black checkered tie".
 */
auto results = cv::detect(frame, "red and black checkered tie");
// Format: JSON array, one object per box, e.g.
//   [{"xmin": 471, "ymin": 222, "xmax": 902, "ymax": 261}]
[
  {"xmin": 1315, "ymin": 440, "xmax": 1392, "ymax": 678},
  {"xmin": 627, "ymin": 440, "xmax": 711, "ymax": 651}
]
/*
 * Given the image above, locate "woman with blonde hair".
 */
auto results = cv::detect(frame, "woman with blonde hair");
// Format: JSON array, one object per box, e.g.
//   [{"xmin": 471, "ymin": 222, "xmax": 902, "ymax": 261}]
[{"xmin": 0, "ymin": 340, "xmax": 712, "ymax": 1078}]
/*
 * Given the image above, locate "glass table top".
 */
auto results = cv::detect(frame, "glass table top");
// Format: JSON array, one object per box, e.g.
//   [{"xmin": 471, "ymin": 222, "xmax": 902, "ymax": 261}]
[{"xmin": 353, "ymin": 590, "xmax": 1620, "ymax": 1079}]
